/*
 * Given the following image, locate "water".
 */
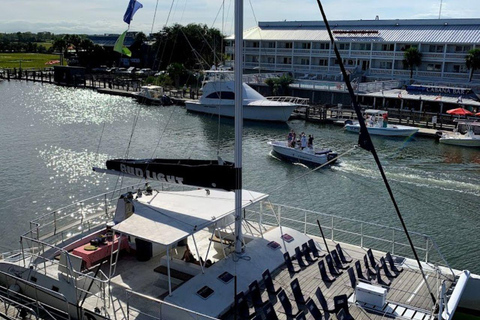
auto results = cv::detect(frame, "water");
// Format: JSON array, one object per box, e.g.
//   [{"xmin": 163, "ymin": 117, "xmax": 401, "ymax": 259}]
[{"xmin": 0, "ymin": 81, "xmax": 479, "ymax": 273}]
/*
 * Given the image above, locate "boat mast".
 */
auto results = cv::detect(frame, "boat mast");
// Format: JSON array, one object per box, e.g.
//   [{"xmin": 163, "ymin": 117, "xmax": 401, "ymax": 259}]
[{"xmin": 234, "ymin": 0, "xmax": 244, "ymax": 255}]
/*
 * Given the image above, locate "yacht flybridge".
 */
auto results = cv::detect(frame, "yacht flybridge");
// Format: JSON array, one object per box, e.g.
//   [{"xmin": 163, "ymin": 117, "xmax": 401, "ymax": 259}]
[{"xmin": 0, "ymin": 183, "xmax": 478, "ymax": 320}]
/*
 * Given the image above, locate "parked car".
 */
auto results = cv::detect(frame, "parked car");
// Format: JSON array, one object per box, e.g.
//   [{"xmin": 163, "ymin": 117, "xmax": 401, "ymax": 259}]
[{"xmin": 136, "ymin": 68, "xmax": 154, "ymax": 76}]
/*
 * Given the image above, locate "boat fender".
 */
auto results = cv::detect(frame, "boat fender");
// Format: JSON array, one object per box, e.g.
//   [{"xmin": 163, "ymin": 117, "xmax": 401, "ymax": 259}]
[{"xmin": 345, "ymin": 120, "xmax": 353, "ymax": 125}]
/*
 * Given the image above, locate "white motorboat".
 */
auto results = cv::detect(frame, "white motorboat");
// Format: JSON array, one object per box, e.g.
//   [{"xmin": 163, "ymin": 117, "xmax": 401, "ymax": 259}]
[
  {"xmin": 345, "ymin": 109, "xmax": 419, "ymax": 137},
  {"xmin": 439, "ymin": 121, "xmax": 480, "ymax": 147},
  {"xmin": 268, "ymin": 140, "xmax": 338, "ymax": 166},
  {"xmin": 185, "ymin": 69, "xmax": 304, "ymax": 122},
  {"xmin": 134, "ymin": 85, "xmax": 173, "ymax": 105}
]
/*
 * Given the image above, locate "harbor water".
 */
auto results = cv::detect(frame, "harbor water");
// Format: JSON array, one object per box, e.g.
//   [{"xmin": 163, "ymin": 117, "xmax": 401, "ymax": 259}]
[{"xmin": 0, "ymin": 81, "xmax": 479, "ymax": 273}]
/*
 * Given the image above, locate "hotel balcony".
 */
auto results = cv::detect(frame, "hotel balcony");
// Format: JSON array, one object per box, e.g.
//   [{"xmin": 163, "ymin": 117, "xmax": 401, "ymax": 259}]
[{"xmin": 293, "ymin": 49, "xmax": 311, "ymax": 56}]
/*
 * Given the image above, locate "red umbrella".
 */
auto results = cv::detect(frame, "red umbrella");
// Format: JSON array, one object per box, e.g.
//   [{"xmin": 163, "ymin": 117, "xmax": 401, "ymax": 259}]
[
  {"xmin": 446, "ymin": 108, "xmax": 473, "ymax": 116},
  {"xmin": 475, "ymin": 112, "xmax": 480, "ymax": 116}
]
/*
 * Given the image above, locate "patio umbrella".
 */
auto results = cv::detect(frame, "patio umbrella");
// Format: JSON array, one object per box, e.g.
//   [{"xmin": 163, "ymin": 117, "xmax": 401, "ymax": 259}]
[
  {"xmin": 475, "ymin": 112, "xmax": 480, "ymax": 116},
  {"xmin": 446, "ymin": 108, "xmax": 473, "ymax": 116}
]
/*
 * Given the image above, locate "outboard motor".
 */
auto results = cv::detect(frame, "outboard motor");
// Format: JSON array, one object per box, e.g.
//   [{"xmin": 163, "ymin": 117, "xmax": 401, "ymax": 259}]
[{"xmin": 345, "ymin": 119, "xmax": 353, "ymax": 125}]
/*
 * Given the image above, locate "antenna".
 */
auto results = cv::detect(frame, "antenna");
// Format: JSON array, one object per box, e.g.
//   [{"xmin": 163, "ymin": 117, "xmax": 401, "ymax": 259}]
[{"xmin": 438, "ymin": 0, "xmax": 443, "ymax": 19}]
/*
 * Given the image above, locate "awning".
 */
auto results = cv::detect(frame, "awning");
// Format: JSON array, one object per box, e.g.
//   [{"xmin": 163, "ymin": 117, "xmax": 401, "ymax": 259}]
[{"xmin": 112, "ymin": 188, "xmax": 268, "ymax": 246}]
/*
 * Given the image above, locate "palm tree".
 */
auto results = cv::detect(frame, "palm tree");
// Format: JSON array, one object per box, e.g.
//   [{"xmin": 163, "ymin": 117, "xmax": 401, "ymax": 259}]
[
  {"xmin": 465, "ymin": 48, "xmax": 480, "ymax": 82},
  {"xmin": 167, "ymin": 62, "xmax": 186, "ymax": 88},
  {"xmin": 403, "ymin": 47, "xmax": 422, "ymax": 79}
]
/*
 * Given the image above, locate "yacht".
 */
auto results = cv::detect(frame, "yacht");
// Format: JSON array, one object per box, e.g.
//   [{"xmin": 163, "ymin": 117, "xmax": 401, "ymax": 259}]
[
  {"xmin": 185, "ymin": 69, "xmax": 305, "ymax": 122},
  {"xmin": 345, "ymin": 110, "xmax": 419, "ymax": 137}
]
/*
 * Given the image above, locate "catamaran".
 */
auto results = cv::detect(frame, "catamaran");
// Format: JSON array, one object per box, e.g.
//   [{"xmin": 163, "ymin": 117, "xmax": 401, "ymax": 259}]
[{"xmin": 0, "ymin": 1, "xmax": 478, "ymax": 320}]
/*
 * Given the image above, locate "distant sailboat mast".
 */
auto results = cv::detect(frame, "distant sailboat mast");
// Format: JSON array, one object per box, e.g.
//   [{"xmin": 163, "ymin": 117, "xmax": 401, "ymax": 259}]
[
  {"xmin": 234, "ymin": 0, "xmax": 244, "ymax": 255},
  {"xmin": 439, "ymin": 0, "xmax": 443, "ymax": 19}
]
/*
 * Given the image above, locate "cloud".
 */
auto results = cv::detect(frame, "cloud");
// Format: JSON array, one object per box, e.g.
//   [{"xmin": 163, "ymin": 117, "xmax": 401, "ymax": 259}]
[{"xmin": 1, "ymin": 0, "xmax": 480, "ymax": 34}]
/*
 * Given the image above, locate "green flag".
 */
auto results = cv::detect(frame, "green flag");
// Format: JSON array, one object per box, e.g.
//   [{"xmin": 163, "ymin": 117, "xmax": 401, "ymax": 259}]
[
  {"xmin": 114, "ymin": 30, "xmax": 128, "ymax": 54},
  {"xmin": 122, "ymin": 47, "xmax": 132, "ymax": 57}
]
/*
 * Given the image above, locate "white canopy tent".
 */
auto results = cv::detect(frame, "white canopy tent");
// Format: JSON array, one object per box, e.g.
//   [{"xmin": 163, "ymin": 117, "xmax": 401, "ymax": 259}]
[
  {"xmin": 112, "ymin": 188, "xmax": 268, "ymax": 246},
  {"xmin": 111, "ymin": 188, "xmax": 268, "ymax": 295}
]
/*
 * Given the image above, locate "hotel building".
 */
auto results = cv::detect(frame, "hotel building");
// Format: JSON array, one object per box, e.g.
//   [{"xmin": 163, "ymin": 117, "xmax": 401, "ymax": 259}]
[{"xmin": 226, "ymin": 18, "xmax": 480, "ymax": 85}]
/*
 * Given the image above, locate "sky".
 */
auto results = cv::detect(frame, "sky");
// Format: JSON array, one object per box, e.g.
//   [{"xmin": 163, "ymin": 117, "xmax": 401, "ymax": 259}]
[{"xmin": 1, "ymin": 0, "xmax": 480, "ymax": 35}]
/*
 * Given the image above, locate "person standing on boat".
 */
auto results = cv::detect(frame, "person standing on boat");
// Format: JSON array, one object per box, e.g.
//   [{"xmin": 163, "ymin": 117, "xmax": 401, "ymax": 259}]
[
  {"xmin": 308, "ymin": 135, "xmax": 314, "ymax": 148},
  {"xmin": 300, "ymin": 132, "xmax": 307, "ymax": 150},
  {"xmin": 287, "ymin": 130, "xmax": 294, "ymax": 147},
  {"xmin": 382, "ymin": 112, "xmax": 388, "ymax": 128}
]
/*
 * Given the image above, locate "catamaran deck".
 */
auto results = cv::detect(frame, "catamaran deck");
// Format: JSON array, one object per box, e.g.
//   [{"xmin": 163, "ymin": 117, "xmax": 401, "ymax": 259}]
[
  {"xmin": 79, "ymin": 226, "xmax": 454, "ymax": 320},
  {"xmin": 264, "ymin": 238, "xmax": 453, "ymax": 320}
]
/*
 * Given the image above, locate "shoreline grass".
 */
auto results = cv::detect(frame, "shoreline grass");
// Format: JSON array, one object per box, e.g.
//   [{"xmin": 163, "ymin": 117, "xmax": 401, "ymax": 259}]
[{"xmin": 0, "ymin": 53, "xmax": 65, "ymax": 69}]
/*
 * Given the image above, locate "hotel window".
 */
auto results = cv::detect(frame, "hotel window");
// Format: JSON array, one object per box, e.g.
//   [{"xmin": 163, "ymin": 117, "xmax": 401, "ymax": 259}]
[
  {"xmin": 382, "ymin": 44, "xmax": 394, "ymax": 51},
  {"xmin": 427, "ymin": 64, "xmax": 442, "ymax": 71},
  {"xmin": 300, "ymin": 58, "xmax": 310, "ymax": 65},
  {"xmin": 429, "ymin": 45, "xmax": 444, "ymax": 53},
  {"xmin": 379, "ymin": 61, "xmax": 392, "ymax": 69},
  {"xmin": 267, "ymin": 42, "xmax": 276, "ymax": 48},
  {"xmin": 284, "ymin": 42, "xmax": 293, "ymax": 49},
  {"xmin": 267, "ymin": 57, "xmax": 275, "ymax": 63},
  {"xmin": 455, "ymin": 45, "xmax": 471, "ymax": 53},
  {"xmin": 338, "ymin": 43, "xmax": 349, "ymax": 50},
  {"xmin": 319, "ymin": 43, "xmax": 330, "ymax": 50},
  {"xmin": 300, "ymin": 42, "xmax": 311, "ymax": 49},
  {"xmin": 318, "ymin": 59, "xmax": 328, "ymax": 66},
  {"xmin": 251, "ymin": 41, "xmax": 259, "ymax": 48},
  {"xmin": 358, "ymin": 43, "xmax": 371, "ymax": 51},
  {"xmin": 283, "ymin": 57, "xmax": 292, "ymax": 64},
  {"xmin": 453, "ymin": 64, "xmax": 467, "ymax": 73}
]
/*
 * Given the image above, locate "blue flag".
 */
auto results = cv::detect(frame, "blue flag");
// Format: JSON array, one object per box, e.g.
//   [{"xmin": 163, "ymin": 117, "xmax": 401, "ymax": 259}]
[{"xmin": 123, "ymin": 0, "xmax": 143, "ymax": 24}]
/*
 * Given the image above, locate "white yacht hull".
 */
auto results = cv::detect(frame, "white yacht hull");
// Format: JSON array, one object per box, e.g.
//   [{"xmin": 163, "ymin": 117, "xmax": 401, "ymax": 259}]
[
  {"xmin": 268, "ymin": 141, "xmax": 337, "ymax": 166},
  {"xmin": 185, "ymin": 101, "xmax": 296, "ymax": 122},
  {"xmin": 345, "ymin": 123, "xmax": 419, "ymax": 136}
]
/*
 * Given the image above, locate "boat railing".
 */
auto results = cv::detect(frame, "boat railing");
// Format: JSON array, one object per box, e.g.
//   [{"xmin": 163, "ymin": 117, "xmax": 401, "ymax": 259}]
[
  {"xmin": 0, "ymin": 271, "xmax": 71, "ymax": 319},
  {"xmin": 250, "ymin": 201, "xmax": 454, "ymax": 277},
  {"xmin": 125, "ymin": 289, "xmax": 219, "ymax": 320},
  {"xmin": 16, "ymin": 234, "xmax": 112, "ymax": 314},
  {"xmin": 266, "ymin": 96, "xmax": 310, "ymax": 105},
  {"xmin": 23, "ymin": 184, "xmax": 146, "ymax": 246}
]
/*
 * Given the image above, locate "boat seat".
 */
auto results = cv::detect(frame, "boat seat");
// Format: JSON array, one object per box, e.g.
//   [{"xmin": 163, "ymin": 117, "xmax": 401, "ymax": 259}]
[
  {"xmin": 290, "ymin": 278, "xmax": 307, "ymax": 308},
  {"xmin": 277, "ymin": 289, "xmax": 301, "ymax": 317}
]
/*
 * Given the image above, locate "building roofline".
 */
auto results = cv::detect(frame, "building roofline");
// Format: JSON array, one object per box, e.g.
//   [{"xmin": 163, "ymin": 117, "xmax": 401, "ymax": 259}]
[{"xmin": 258, "ymin": 18, "xmax": 480, "ymax": 28}]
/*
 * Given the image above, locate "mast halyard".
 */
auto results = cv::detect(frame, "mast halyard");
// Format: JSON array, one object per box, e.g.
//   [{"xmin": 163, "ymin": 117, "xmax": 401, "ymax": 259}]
[{"xmin": 234, "ymin": 0, "xmax": 244, "ymax": 255}]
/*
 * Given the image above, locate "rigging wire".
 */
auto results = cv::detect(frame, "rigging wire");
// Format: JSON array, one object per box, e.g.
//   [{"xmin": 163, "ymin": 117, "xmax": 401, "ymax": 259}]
[
  {"xmin": 314, "ymin": 0, "xmax": 437, "ymax": 305},
  {"xmin": 150, "ymin": 0, "xmax": 160, "ymax": 35}
]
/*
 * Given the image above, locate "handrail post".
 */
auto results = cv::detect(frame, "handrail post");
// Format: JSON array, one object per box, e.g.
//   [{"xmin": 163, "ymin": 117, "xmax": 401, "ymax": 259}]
[
  {"xmin": 53, "ymin": 211, "xmax": 57, "ymax": 235},
  {"xmin": 425, "ymin": 237, "xmax": 429, "ymax": 263},
  {"xmin": 304, "ymin": 211, "xmax": 307, "ymax": 234},
  {"xmin": 104, "ymin": 194, "xmax": 108, "ymax": 216},
  {"xmin": 331, "ymin": 216, "xmax": 334, "ymax": 241},
  {"xmin": 360, "ymin": 223, "xmax": 363, "ymax": 248},
  {"xmin": 392, "ymin": 229, "xmax": 395, "ymax": 255}
]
